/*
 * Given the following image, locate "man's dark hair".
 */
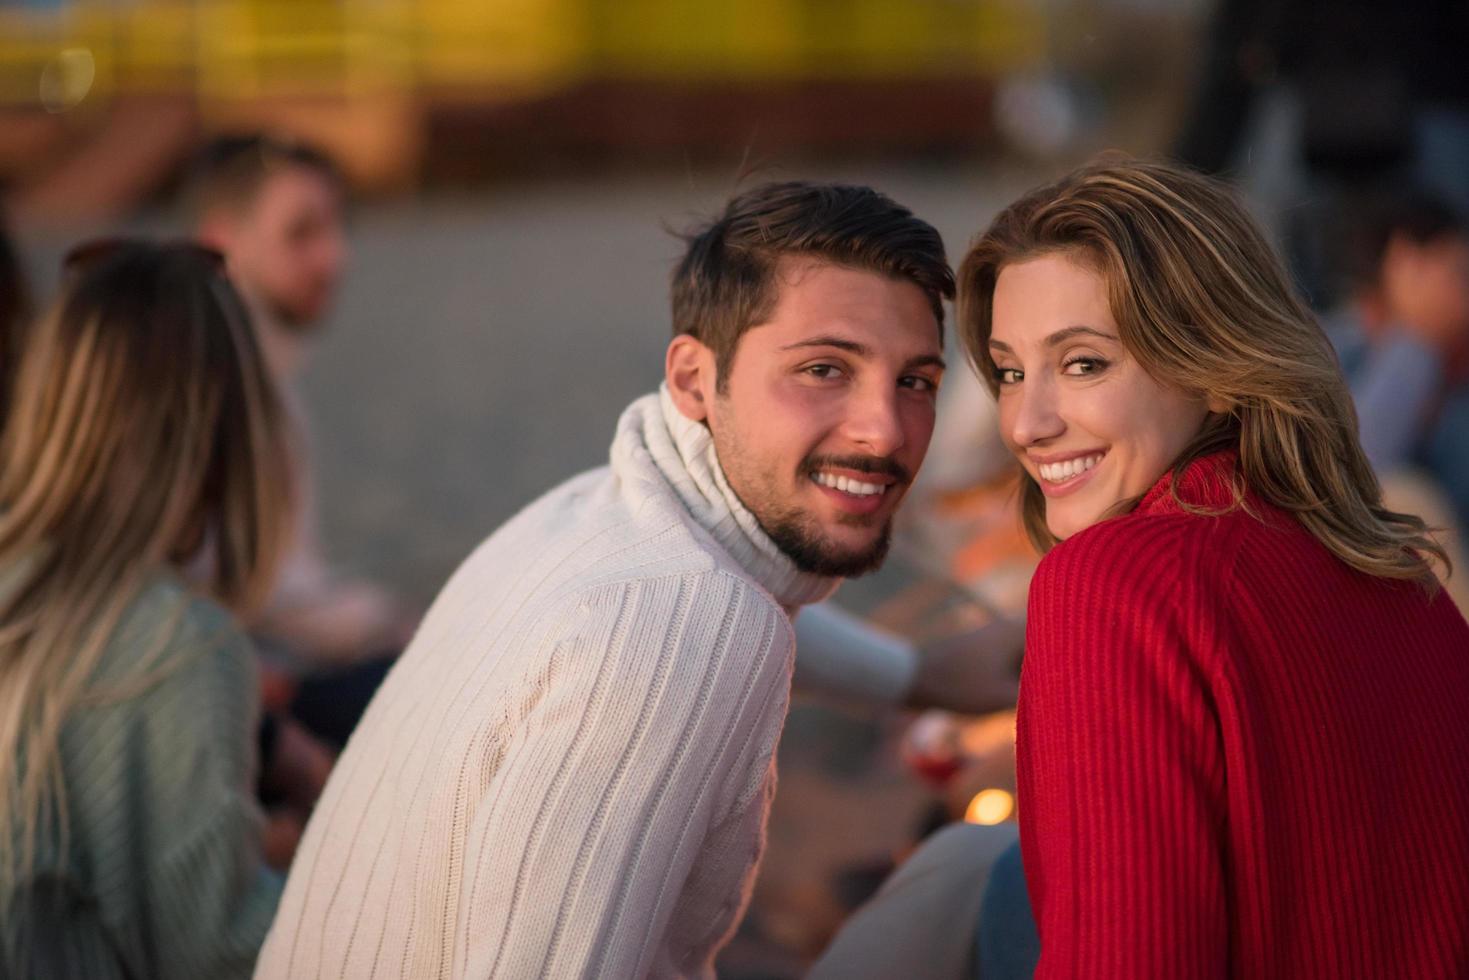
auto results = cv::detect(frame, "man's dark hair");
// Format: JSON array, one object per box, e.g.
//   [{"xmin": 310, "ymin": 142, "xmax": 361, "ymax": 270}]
[
  {"xmin": 185, "ymin": 133, "xmax": 343, "ymax": 217},
  {"xmin": 1338, "ymin": 190, "xmax": 1467, "ymax": 295},
  {"xmin": 671, "ymin": 181, "xmax": 954, "ymax": 388}
]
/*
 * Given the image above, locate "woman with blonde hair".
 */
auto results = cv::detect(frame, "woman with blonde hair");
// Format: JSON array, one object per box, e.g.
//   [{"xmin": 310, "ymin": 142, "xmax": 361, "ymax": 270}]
[
  {"xmin": 0, "ymin": 241, "xmax": 293, "ymax": 977},
  {"xmin": 961, "ymin": 158, "xmax": 1469, "ymax": 977}
]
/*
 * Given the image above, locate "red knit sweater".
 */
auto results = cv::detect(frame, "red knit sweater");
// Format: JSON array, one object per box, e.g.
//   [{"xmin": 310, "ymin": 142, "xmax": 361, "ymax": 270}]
[{"xmin": 1017, "ymin": 452, "xmax": 1469, "ymax": 979}]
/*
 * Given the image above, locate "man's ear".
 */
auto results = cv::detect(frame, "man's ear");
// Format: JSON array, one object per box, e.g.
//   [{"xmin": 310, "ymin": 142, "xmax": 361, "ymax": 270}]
[{"xmin": 666, "ymin": 334, "xmax": 717, "ymax": 423}]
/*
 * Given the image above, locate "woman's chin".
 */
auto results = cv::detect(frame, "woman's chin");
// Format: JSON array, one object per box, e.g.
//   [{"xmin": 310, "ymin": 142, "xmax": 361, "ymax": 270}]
[{"xmin": 1045, "ymin": 506, "xmax": 1102, "ymax": 542}]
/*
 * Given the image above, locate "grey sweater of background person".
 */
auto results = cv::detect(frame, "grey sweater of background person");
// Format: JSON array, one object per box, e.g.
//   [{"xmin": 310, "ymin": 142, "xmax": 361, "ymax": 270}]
[{"xmin": 0, "ymin": 570, "xmax": 282, "ymax": 979}]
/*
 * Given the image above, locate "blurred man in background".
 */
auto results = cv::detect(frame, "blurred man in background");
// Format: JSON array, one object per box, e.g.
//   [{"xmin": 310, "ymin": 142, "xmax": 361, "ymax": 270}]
[{"xmin": 189, "ymin": 135, "xmax": 416, "ymax": 742}]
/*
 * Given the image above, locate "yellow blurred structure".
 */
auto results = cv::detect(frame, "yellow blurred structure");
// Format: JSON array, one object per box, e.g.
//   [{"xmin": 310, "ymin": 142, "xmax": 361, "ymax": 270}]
[
  {"xmin": 0, "ymin": 0, "xmax": 1043, "ymax": 107},
  {"xmin": 0, "ymin": 0, "xmax": 1044, "ymax": 215}
]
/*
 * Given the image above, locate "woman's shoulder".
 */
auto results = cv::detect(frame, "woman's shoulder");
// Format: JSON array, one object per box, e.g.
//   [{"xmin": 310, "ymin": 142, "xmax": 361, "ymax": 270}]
[
  {"xmin": 97, "ymin": 572, "xmax": 253, "ymax": 690},
  {"xmin": 1037, "ymin": 505, "xmax": 1240, "ymax": 599},
  {"xmin": 1035, "ymin": 451, "xmax": 1265, "ymax": 602},
  {"xmin": 1026, "ymin": 511, "xmax": 1247, "ymax": 685}
]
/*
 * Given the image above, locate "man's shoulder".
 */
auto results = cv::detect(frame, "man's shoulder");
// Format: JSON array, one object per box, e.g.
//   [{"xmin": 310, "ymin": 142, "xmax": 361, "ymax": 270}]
[
  {"xmin": 469, "ymin": 462, "xmax": 770, "ymax": 598},
  {"xmin": 548, "ymin": 565, "xmax": 793, "ymax": 659}
]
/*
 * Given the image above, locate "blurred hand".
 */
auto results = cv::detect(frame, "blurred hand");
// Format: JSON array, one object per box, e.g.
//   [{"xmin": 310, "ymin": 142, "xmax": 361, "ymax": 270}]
[
  {"xmin": 1381, "ymin": 233, "xmax": 1469, "ymax": 357},
  {"xmin": 259, "ymin": 715, "xmax": 336, "ymax": 814},
  {"xmin": 262, "ymin": 807, "xmax": 306, "ymax": 871},
  {"xmin": 904, "ymin": 616, "xmax": 1025, "ymax": 715},
  {"xmin": 260, "ymin": 581, "xmax": 419, "ymax": 665}
]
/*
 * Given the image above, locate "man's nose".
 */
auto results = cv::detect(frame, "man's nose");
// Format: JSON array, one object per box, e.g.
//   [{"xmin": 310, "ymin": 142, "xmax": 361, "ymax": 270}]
[{"xmin": 842, "ymin": 385, "xmax": 906, "ymax": 458}]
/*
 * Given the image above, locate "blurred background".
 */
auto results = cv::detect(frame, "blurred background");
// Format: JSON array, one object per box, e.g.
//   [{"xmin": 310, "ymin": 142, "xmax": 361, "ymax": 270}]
[{"xmin": 8, "ymin": 0, "xmax": 1466, "ymax": 976}]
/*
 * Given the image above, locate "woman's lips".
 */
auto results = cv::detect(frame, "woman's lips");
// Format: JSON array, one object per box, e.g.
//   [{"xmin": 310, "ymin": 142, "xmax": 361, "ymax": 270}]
[{"xmin": 1032, "ymin": 452, "xmax": 1105, "ymax": 498}]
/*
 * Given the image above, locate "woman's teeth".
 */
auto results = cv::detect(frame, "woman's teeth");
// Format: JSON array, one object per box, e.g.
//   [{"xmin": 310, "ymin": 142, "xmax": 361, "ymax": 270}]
[
  {"xmin": 1038, "ymin": 454, "xmax": 1103, "ymax": 484},
  {"xmin": 812, "ymin": 471, "xmax": 887, "ymax": 497}
]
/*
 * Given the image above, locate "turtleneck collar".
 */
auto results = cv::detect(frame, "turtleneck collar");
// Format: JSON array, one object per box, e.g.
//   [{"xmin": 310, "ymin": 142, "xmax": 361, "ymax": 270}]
[
  {"xmin": 610, "ymin": 386, "xmax": 840, "ymax": 613},
  {"xmin": 1135, "ymin": 448, "xmax": 1243, "ymax": 516}
]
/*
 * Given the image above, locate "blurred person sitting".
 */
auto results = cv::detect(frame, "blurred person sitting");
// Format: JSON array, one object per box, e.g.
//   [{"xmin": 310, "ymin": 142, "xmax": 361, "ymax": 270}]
[
  {"xmin": 0, "ymin": 241, "xmax": 292, "ymax": 978},
  {"xmin": 187, "ymin": 134, "xmax": 415, "ymax": 675},
  {"xmin": 1327, "ymin": 191, "xmax": 1469, "ymax": 606}
]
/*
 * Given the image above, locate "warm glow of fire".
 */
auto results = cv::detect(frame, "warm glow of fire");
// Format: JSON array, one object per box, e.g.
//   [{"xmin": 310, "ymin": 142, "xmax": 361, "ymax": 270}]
[{"xmin": 964, "ymin": 788, "xmax": 1015, "ymax": 825}]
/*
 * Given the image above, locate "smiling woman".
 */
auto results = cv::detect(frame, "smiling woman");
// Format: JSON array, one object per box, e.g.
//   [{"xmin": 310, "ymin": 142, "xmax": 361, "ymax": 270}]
[
  {"xmin": 956, "ymin": 158, "xmax": 1469, "ymax": 978},
  {"xmin": 983, "ymin": 252, "xmax": 1217, "ymax": 540}
]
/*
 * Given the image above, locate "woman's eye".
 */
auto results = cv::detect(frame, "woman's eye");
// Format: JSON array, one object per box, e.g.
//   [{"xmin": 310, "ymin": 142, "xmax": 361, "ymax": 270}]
[
  {"xmin": 992, "ymin": 366, "xmax": 1023, "ymax": 385},
  {"xmin": 1062, "ymin": 357, "xmax": 1108, "ymax": 376}
]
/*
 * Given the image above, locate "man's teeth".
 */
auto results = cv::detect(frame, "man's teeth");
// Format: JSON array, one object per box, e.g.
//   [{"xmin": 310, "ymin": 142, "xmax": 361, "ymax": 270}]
[
  {"xmin": 812, "ymin": 471, "xmax": 887, "ymax": 497},
  {"xmin": 1037, "ymin": 454, "xmax": 1103, "ymax": 484}
]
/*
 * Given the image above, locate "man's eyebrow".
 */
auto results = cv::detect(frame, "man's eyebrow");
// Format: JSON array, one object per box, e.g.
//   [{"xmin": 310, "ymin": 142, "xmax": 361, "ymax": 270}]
[
  {"xmin": 904, "ymin": 353, "xmax": 947, "ymax": 372},
  {"xmin": 780, "ymin": 336, "xmax": 944, "ymax": 371},
  {"xmin": 779, "ymin": 336, "xmax": 871, "ymax": 356}
]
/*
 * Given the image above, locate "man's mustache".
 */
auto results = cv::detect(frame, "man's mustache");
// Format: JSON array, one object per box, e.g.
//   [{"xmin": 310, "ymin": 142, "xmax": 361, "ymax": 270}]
[{"xmin": 801, "ymin": 454, "xmax": 911, "ymax": 486}]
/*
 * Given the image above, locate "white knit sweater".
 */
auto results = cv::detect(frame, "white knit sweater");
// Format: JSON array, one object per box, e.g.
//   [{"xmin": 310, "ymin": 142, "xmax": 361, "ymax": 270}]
[{"xmin": 255, "ymin": 389, "xmax": 839, "ymax": 979}]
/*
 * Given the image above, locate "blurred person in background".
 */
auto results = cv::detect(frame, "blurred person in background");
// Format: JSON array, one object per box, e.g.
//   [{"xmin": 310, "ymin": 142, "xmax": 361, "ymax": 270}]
[
  {"xmin": 257, "ymin": 181, "xmax": 958, "ymax": 979},
  {"xmin": 188, "ymin": 134, "xmax": 417, "ymax": 747},
  {"xmin": 1327, "ymin": 191, "xmax": 1469, "ymax": 609},
  {"xmin": 1175, "ymin": 0, "xmax": 1469, "ymax": 306},
  {"xmin": 0, "ymin": 242, "xmax": 292, "ymax": 978}
]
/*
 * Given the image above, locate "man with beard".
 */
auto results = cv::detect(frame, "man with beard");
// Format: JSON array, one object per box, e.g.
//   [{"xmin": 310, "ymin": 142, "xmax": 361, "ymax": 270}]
[
  {"xmin": 189, "ymin": 136, "xmax": 416, "ymax": 866},
  {"xmin": 190, "ymin": 135, "xmax": 415, "ymax": 693},
  {"xmin": 256, "ymin": 181, "xmax": 953, "ymax": 979}
]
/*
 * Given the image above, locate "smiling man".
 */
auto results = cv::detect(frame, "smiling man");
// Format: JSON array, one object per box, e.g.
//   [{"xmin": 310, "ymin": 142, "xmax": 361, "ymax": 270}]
[{"xmin": 255, "ymin": 181, "xmax": 952, "ymax": 980}]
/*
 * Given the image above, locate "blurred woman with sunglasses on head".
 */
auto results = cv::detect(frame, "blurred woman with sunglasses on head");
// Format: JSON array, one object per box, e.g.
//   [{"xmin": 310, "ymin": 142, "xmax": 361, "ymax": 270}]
[
  {"xmin": 962, "ymin": 158, "xmax": 1469, "ymax": 978},
  {"xmin": 0, "ymin": 241, "xmax": 293, "ymax": 978}
]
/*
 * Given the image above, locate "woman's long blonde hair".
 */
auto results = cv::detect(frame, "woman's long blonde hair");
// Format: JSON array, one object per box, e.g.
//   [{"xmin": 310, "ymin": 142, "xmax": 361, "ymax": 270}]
[
  {"xmin": 0, "ymin": 242, "xmax": 292, "ymax": 890},
  {"xmin": 958, "ymin": 157, "xmax": 1446, "ymax": 584}
]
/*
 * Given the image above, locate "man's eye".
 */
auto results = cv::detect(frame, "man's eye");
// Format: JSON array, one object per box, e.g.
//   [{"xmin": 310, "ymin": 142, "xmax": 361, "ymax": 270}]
[
  {"xmin": 900, "ymin": 375, "xmax": 938, "ymax": 392},
  {"xmin": 805, "ymin": 364, "xmax": 842, "ymax": 379}
]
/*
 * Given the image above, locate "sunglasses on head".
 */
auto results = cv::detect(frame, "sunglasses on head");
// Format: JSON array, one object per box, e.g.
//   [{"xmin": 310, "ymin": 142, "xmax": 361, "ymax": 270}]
[{"xmin": 62, "ymin": 238, "xmax": 226, "ymax": 275}]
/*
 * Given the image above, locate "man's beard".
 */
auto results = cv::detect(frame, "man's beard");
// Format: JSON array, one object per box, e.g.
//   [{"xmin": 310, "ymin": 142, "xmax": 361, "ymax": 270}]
[
  {"xmin": 763, "ymin": 508, "xmax": 894, "ymax": 578},
  {"xmin": 748, "ymin": 452, "xmax": 909, "ymax": 578},
  {"xmin": 256, "ymin": 283, "xmax": 332, "ymax": 336},
  {"xmin": 266, "ymin": 295, "xmax": 328, "ymax": 335}
]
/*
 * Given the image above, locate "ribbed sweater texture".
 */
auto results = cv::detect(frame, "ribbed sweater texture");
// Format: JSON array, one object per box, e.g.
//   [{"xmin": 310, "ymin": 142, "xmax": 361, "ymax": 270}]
[
  {"xmin": 2, "ymin": 573, "xmax": 281, "ymax": 979},
  {"xmin": 1018, "ymin": 451, "xmax": 1469, "ymax": 978},
  {"xmin": 255, "ymin": 388, "xmax": 838, "ymax": 979}
]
